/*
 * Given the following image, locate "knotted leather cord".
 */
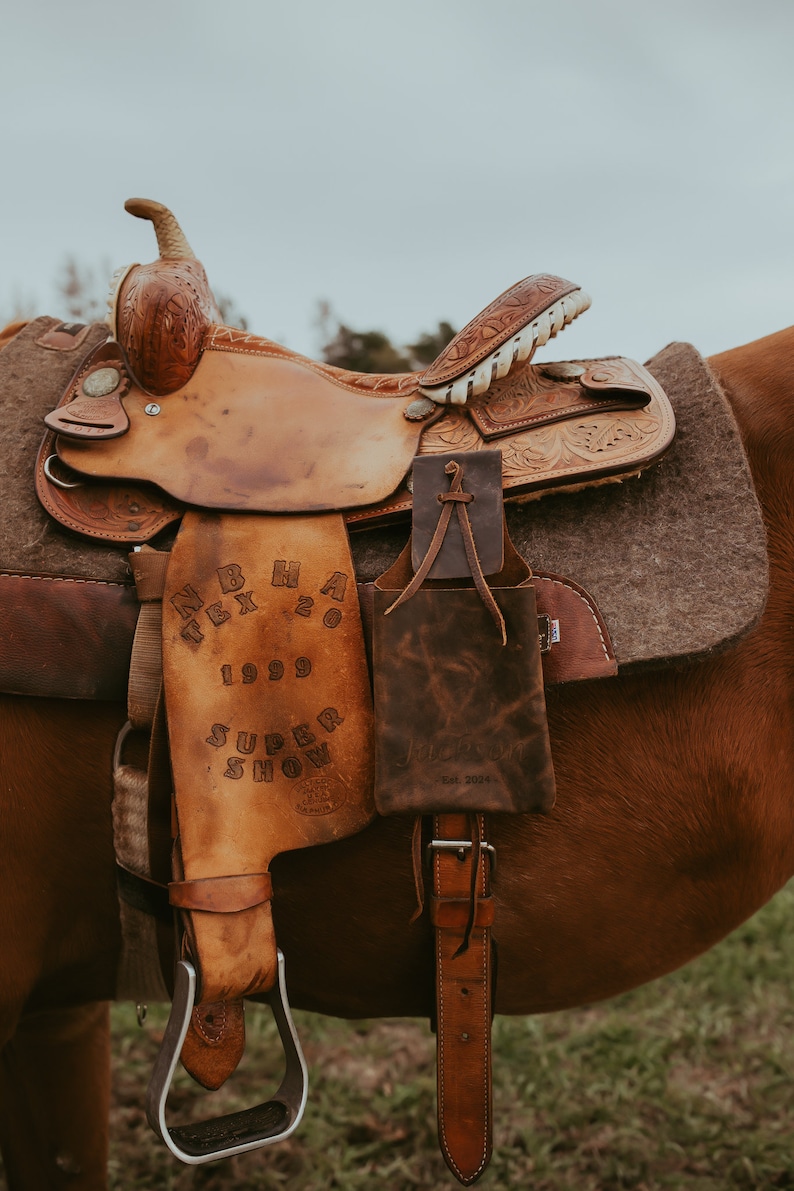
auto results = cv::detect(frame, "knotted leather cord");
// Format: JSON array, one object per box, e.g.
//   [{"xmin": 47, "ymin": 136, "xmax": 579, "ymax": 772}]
[
  {"xmin": 384, "ymin": 460, "xmax": 507, "ymax": 644},
  {"xmin": 410, "ymin": 815, "xmax": 425, "ymax": 924},
  {"xmin": 455, "ymin": 812, "xmax": 483, "ymax": 958}
]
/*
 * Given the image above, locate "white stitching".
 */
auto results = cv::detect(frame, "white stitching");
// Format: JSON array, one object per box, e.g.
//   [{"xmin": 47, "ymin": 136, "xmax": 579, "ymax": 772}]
[
  {"xmin": 204, "ymin": 326, "xmax": 418, "ymax": 398},
  {"xmin": 537, "ymin": 574, "xmax": 611, "ymax": 662},
  {"xmin": 0, "ymin": 573, "xmax": 129, "ymax": 589},
  {"xmin": 192, "ymin": 1001, "xmax": 228, "ymax": 1046}
]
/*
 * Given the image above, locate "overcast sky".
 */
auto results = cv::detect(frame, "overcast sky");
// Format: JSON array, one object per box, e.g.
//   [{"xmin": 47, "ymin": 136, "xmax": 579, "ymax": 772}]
[{"xmin": 2, "ymin": 0, "xmax": 793, "ymax": 365}]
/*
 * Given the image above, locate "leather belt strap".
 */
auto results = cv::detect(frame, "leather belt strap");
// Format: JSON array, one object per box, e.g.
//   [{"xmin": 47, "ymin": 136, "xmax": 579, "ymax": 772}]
[
  {"xmin": 432, "ymin": 812, "xmax": 493, "ymax": 1186},
  {"xmin": 169, "ymin": 873, "xmax": 272, "ymax": 913}
]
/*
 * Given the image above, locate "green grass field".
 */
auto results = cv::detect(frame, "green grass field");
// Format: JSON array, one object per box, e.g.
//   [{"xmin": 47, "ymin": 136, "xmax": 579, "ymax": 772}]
[{"xmin": 101, "ymin": 883, "xmax": 794, "ymax": 1190}]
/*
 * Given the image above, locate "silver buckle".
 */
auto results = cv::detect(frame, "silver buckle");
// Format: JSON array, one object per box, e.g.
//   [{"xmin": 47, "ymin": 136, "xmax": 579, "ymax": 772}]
[
  {"xmin": 427, "ymin": 838, "xmax": 496, "ymax": 876},
  {"xmin": 146, "ymin": 950, "xmax": 308, "ymax": 1164}
]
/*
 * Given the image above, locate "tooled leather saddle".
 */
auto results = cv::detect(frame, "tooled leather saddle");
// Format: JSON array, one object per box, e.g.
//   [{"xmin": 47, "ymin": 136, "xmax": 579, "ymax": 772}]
[{"xmin": 31, "ymin": 199, "xmax": 677, "ymax": 1184}]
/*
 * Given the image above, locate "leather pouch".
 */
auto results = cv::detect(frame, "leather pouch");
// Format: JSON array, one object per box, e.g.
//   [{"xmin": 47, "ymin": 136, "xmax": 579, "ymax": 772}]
[{"xmin": 373, "ymin": 451, "xmax": 556, "ymax": 816}]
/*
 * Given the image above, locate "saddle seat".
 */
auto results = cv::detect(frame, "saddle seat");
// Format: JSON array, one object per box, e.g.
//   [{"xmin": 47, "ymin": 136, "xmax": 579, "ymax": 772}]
[{"xmin": 106, "ymin": 199, "xmax": 592, "ymax": 408}]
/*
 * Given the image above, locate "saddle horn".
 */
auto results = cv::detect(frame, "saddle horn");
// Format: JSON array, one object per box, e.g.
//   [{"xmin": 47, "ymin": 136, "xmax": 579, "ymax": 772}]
[
  {"xmin": 124, "ymin": 198, "xmax": 195, "ymax": 259},
  {"xmin": 109, "ymin": 199, "xmax": 221, "ymax": 396}
]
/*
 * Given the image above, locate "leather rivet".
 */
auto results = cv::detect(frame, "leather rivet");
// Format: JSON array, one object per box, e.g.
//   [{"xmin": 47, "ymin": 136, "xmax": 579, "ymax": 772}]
[
  {"xmin": 404, "ymin": 397, "xmax": 436, "ymax": 421},
  {"xmin": 461, "ymin": 1032, "xmax": 470, "ymax": 1041},
  {"xmin": 144, "ymin": 403, "xmax": 161, "ymax": 416},
  {"xmin": 82, "ymin": 366, "xmax": 121, "ymax": 397},
  {"xmin": 590, "ymin": 371, "xmax": 611, "ymax": 383}
]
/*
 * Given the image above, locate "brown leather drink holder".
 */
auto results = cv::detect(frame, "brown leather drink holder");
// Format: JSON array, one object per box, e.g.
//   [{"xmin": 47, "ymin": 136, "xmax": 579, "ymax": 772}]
[{"xmin": 373, "ymin": 450, "xmax": 556, "ymax": 817}]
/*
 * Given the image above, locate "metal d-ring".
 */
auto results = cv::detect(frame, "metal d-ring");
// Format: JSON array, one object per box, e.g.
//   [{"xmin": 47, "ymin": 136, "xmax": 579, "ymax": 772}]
[
  {"xmin": 43, "ymin": 454, "xmax": 84, "ymax": 490},
  {"xmin": 112, "ymin": 720, "xmax": 134, "ymax": 771},
  {"xmin": 146, "ymin": 951, "xmax": 308, "ymax": 1164}
]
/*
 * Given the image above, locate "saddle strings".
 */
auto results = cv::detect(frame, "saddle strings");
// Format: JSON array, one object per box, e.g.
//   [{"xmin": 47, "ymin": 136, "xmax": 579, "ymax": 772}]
[
  {"xmin": 409, "ymin": 815, "xmax": 425, "ymax": 924},
  {"xmin": 454, "ymin": 812, "xmax": 483, "ymax": 958}
]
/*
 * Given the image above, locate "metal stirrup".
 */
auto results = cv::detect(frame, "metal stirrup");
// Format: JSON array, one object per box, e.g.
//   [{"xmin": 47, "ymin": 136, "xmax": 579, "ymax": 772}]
[{"xmin": 146, "ymin": 951, "xmax": 308, "ymax": 1164}]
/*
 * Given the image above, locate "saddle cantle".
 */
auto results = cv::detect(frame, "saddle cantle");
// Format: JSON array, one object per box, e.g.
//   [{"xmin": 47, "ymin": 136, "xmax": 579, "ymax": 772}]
[{"xmin": 27, "ymin": 199, "xmax": 683, "ymax": 1181}]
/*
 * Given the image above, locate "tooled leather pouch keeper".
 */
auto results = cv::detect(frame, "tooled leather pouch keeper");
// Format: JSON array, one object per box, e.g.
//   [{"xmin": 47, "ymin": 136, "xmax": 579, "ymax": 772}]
[{"xmin": 373, "ymin": 450, "xmax": 556, "ymax": 815}]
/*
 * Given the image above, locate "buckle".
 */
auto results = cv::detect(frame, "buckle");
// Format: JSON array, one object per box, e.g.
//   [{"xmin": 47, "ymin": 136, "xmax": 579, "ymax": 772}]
[
  {"xmin": 427, "ymin": 838, "xmax": 497, "ymax": 877},
  {"xmin": 146, "ymin": 950, "xmax": 308, "ymax": 1164}
]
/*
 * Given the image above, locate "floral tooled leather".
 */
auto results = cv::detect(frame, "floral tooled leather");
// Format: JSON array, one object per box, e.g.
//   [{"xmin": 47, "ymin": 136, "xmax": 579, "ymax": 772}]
[
  {"xmin": 422, "ymin": 275, "xmax": 579, "ymax": 387},
  {"xmin": 115, "ymin": 259, "xmax": 219, "ymax": 395}
]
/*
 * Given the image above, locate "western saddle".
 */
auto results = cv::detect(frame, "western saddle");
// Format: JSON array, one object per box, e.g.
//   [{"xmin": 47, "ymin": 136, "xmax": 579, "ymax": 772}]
[{"xmin": 33, "ymin": 199, "xmax": 675, "ymax": 1184}]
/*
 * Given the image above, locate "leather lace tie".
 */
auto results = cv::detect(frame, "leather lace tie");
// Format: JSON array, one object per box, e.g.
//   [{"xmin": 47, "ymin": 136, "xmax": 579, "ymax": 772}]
[{"xmin": 385, "ymin": 460, "xmax": 507, "ymax": 644}]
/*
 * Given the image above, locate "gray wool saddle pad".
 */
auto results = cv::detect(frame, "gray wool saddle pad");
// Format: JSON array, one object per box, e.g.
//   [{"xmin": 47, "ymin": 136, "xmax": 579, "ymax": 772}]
[{"xmin": 0, "ymin": 319, "xmax": 768, "ymax": 674}]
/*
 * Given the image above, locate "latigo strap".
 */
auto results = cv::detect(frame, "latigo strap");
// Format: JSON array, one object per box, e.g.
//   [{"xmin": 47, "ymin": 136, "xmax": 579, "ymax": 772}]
[{"xmin": 432, "ymin": 813, "xmax": 494, "ymax": 1185}]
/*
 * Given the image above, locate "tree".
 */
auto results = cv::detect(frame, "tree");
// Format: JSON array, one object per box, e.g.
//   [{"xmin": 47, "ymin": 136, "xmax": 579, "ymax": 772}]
[
  {"xmin": 405, "ymin": 321, "xmax": 457, "ymax": 368},
  {"xmin": 317, "ymin": 301, "xmax": 456, "ymax": 374},
  {"xmin": 216, "ymin": 295, "xmax": 248, "ymax": 332},
  {"xmin": 57, "ymin": 257, "xmax": 112, "ymax": 323}
]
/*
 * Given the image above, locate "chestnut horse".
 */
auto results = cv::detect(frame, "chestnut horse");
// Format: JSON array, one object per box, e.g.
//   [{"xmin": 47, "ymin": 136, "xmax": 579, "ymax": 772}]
[{"xmin": 1, "ymin": 321, "xmax": 793, "ymax": 1188}]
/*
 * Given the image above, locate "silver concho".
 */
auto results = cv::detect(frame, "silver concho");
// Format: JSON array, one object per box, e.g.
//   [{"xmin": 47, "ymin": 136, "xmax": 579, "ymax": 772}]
[
  {"xmin": 82, "ymin": 367, "xmax": 122, "ymax": 397},
  {"xmin": 403, "ymin": 397, "xmax": 436, "ymax": 422}
]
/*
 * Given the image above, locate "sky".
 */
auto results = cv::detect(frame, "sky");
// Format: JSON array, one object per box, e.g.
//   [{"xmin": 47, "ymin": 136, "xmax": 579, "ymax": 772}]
[{"xmin": 1, "ymin": 0, "xmax": 793, "ymax": 365}]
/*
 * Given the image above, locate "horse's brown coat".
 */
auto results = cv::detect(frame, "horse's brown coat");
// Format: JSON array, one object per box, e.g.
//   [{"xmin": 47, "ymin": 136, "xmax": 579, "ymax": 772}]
[{"xmin": 2, "ymin": 325, "xmax": 794, "ymax": 1186}]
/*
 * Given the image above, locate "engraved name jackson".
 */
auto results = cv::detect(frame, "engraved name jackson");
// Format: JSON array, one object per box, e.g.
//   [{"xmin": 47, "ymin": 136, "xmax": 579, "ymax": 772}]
[{"xmin": 395, "ymin": 735, "xmax": 538, "ymax": 768}]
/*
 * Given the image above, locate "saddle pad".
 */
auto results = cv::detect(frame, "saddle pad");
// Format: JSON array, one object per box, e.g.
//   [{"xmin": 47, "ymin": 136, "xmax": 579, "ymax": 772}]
[{"xmin": 508, "ymin": 342, "xmax": 769, "ymax": 670}]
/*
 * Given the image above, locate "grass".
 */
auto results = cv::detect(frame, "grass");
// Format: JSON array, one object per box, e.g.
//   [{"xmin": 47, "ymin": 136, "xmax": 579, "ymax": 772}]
[{"xmin": 5, "ymin": 886, "xmax": 794, "ymax": 1188}]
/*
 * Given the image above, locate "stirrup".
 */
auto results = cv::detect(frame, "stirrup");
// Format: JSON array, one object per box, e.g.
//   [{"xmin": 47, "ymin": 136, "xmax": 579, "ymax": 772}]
[{"xmin": 146, "ymin": 950, "xmax": 308, "ymax": 1164}]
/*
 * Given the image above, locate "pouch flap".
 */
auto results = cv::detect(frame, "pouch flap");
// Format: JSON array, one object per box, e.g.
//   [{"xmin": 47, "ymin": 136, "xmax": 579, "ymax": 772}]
[{"xmin": 411, "ymin": 451, "xmax": 504, "ymax": 579}]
